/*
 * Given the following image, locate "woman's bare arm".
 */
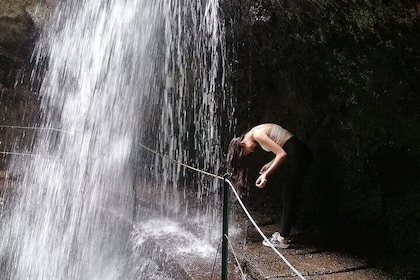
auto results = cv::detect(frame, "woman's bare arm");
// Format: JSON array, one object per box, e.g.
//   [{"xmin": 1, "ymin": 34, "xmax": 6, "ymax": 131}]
[{"xmin": 253, "ymin": 129, "xmax": 287, "ymax": 187}]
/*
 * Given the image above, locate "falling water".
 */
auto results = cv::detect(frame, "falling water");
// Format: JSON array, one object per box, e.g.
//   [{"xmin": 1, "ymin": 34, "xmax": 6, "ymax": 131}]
[
  {"xmin": 157, "ymin": 0, "xmax": 226, "ymax": 195},
  {"xmin": 0, "ymin": 0, "xmax": 229, "ymax": 279}
]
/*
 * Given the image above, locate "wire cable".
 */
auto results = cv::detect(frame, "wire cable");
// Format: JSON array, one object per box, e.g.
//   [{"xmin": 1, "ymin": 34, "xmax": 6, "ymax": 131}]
[
  {"xmin": 0, "ymin": 151, "xmax": 36, "ymax": 156},
  {"xmin": 225, "ymin": 179, "xmax": 306, "ymax": 280},
  {"xmin": 0, "ymin": 124, "xmax": 74, "ymax": 134},
  {"xmin": 138, "ymin": 143, "xmax": 224, "ymax": 180},
  {"xmin": 0, "ymin": 125, "xmax": 306, "ymax": 279},
  {"xmin": 224, "ymin": 234, "xmax": 247, "ymax": 280},
  {"xmin": 210, "ymin": 238, "xmax": 222, "ymax": 280},
  {"xmin": 138, "ymin": 143, "xmax": 306, "ymax": 279}
]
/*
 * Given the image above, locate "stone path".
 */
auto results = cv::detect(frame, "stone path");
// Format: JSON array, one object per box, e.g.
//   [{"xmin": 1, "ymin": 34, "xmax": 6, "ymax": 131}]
[
  {"xmin": 234, "ymin": 241, "xmax": 390, "ymax": 279},
  {"xmin": 226, "ymin": 222, "xmax": 392, "ymax": 280},
  {"xmin": 138, "ymin": 225, "xmax": 392, "ymax": 280},
  {"xmin": 132, "ymin": 185, "xmax": 394, "ymax": 279}
]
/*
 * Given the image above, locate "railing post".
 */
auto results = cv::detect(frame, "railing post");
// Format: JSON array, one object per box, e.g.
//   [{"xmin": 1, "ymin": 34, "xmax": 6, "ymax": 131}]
[{"xmin": 222, "ymin": 175, "xmax": 230, "ymax": 280}]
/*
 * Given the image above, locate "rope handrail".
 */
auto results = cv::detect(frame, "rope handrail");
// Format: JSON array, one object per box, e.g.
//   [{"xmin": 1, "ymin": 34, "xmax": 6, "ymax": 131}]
[
  {"xmin": 137, "ymin": 143, "xmax": 306, "ymax": 280},
  {"xmin": 138, "ymin": 143, "xmax": 224, "ymax": 180},
  {"xmin": 0, "ymin": 125, "xmax": 70, "ymax": 157},
  {"xmin": 225, "ymin": 179, "xmax": 306, "ymax": 279},
  {"xmin": 1, "ymin": 151, "xmax": 37, "ymax": 156},
  {"xmin": 0, "ymin": 124, "xmax": 305, "ymax": 278},
  {"xmin": 224, "ymin": 234, "xmax": 247, "ymax": 280},
  {"xmin": 0, "ymin": 124, "xmax": 74, "ymax": 134}
]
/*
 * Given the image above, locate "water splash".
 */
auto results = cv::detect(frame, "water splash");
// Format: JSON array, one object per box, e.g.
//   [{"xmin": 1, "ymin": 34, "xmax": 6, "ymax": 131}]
[
  {"xmin": 134, "ymin": 218, "xmax": 216, "ymax": 258},
  {"xmin": 0, "ymin": 0, "xmax": 229, "ymax": 279}
]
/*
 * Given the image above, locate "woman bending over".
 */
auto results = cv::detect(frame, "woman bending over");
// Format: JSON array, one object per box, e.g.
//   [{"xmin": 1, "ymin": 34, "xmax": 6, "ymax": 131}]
[{"xmin": 227, "ymin": 123, "xmax": 312, "ymax": 248}]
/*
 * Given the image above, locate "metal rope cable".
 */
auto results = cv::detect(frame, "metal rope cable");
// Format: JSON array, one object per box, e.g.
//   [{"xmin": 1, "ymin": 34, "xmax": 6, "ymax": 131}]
[
  {"xmin": 224, "ymin": 234, "xmax": 247, "ymax": 280},
  {"xmin": 0, "ymin": 125, "xmax": 305, "ymax": 278},
  {"xmin": 0, "ymin": 125, "xmax": 76, "ymax": 157},
  {"xmin": 0, "ymin": 124, "xmax": 74, "ymax": 134},
  {"xmin": 225, "ymin": 179, "xmax": 306, "ymax": 280},
  {"xmin": 1, "ymin": 151, "xmax": 36, "ymax": 156},
  {"xmin": 137, "ymin": 143, "xmax": 306, "ymax": 280},
  {"xmin": 138, "ymin": 143, "xmax": 224, "ymax": 180},
  {"xmin": 210, "ymin": 238, "xmax": 222, "ymax": 280}
]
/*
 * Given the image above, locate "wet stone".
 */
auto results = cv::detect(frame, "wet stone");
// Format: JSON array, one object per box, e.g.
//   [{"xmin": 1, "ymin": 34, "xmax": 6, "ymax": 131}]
[{"xmin": 233, "ymin": 239, "xmax": 393, "ymax": 280}]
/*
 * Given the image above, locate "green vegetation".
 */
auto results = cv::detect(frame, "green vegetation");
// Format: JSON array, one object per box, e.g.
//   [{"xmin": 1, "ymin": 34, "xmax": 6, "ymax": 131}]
[{"xmin": 223, "ymin": 0, "xmax": 420, "ymax": 278}]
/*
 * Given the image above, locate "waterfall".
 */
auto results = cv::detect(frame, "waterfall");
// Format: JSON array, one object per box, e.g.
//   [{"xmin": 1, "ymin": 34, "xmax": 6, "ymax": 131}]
[
  {"xmin": 158, "ymin": 0, "xmax": 226, "ymax": 195},
  {"xmin": 0, "ymin": 0, "xmax": 229, "ymax": 279}
]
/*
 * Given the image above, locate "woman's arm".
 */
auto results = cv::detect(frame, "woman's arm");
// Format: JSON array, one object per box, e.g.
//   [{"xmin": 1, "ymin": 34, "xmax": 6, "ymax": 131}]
[
  {"xmin": 260, "ymin": 159, "xmax": 273, "ymax": 174},
  {"xmin": 253, "ymin": 129, "xmax": 287, "ymax": 187}
]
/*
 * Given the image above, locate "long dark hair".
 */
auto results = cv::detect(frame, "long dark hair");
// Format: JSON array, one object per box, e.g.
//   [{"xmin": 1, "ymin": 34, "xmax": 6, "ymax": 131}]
[{"xmin": 226, "ymin": 134, "xmax": 248, "ymax": 195}]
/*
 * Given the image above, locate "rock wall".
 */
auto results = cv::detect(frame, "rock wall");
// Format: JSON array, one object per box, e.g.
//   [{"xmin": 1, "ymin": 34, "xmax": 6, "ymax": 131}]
[
  {"xmin": 222, "ymin": 0, "xmax": 420, "ymax": 279},
  {"xmin": 0, "ymin": 0, "xmax": 53, "ymax": 168}
]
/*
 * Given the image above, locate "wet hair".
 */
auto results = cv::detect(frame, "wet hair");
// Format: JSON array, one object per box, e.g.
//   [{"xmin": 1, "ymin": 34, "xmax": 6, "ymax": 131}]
[{"xmin": 226, "ymin": 134, "xmax": 248, "ymax": 195}]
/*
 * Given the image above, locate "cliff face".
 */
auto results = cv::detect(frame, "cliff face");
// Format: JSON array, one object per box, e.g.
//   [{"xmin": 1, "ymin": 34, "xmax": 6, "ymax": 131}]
[
  {"xmin": 0, "ymin": 0, "xmax": 53, "ymax": 167},
  {"xmin": 223, "ymin": 0, "xmax": 420, "ymax": 278},
  {"xmin": 0, "ymin": 0, "xmax": 52, "ymax": 95}
]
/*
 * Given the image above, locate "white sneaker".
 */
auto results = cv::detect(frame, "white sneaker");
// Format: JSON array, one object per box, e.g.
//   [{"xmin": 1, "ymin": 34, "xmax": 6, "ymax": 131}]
[{"xmin": 262, "ymin": 232, "xmax": 290, "ymax": 249}]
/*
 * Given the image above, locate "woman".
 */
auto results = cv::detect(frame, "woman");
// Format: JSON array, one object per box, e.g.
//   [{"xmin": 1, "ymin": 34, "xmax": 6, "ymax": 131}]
[{"xmin": 227, "ymin": 123, "xmax": 312, "ymax": 248}]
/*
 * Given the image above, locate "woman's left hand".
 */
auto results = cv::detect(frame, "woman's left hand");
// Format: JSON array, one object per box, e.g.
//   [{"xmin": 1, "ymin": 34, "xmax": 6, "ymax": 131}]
[
  {"xmin": 255, "ymin": 174, "xmax": 267, "ymax": 188},
  {"xmin": 259, "ymin": 162, "xmax": 271, "ymax": 174}
]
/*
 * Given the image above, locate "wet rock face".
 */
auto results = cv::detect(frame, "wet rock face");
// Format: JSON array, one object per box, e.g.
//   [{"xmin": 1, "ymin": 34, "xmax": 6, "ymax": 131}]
[
  {"xmin": 0, "ymin": 0, "xmax": 51, "ymax": 86},
  {"xmin": 0, "ymin": 3, "xmax": 31, "ymax": 86},
  {"xmin": 1, "ymin": 0, "xmax": 55, "ymax": 74},
  {"xmin": 0, "ymin": 0, "xmax": 54, "ymax": 166}
]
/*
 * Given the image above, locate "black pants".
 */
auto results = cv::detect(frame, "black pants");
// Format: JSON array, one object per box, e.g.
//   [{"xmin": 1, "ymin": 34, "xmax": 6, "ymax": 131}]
[{"xmin": 280, "ymin": 136, "xmax": 313, "ymax": 238}]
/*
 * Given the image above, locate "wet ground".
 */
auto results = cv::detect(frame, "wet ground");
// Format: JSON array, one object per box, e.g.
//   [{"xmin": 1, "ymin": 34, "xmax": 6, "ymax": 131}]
[
  {"xmin": 230, "ymin": 223, "xmax": 392, "ymax": 280},
  {"xmin": 0, "ymin": 172, "xmax": 393, "ymax": 280},
  {"xmin": 132, "ymin": 185, "xmax": 393, "ymax": 280},
  {"xmin": 134, "ymin": 220, "xmax": 392, "ymax": 279}
]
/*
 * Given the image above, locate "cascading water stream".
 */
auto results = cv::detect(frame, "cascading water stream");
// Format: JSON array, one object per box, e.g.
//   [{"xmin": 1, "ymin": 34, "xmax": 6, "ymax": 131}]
[{"xmin": 0, "ymin": 0, "xmax": 230, "ymax": 279}]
